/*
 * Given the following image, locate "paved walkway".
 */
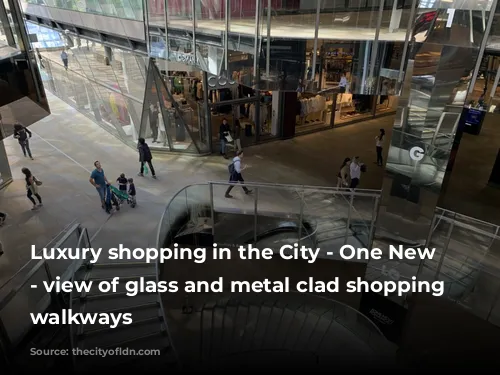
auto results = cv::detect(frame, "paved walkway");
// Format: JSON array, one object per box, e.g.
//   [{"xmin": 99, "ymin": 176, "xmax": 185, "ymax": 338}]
[{"xmin": 0, "ymin": 91, "xmax": 390, "ymax": 287}]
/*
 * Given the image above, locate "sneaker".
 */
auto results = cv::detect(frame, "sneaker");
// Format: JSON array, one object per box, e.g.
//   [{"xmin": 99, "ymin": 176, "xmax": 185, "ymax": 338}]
[
  {"xmin": 225, "ymin": 194, "xmax": 233, "ymax": 198},
  {"xmin": 31, "ymin": 206, "xmax": 38, "ymax": 211},
  {"xmin": 138, "ymin": 173, "xmax": 144, "ymax": 177},
  {"xmin": 152, "ymin": 175, "xmax": 157, "ymax": 179},
  {"xmin": 38, "ymin": 203, "xmax": 43, "ymax": 207},
  {"xmin": 245, "ymin": 190, "xmax": 253, "ymax": 195},
  {"xmin": 30, "ymin": 157, "xmax": 34, "ymax": 160}
]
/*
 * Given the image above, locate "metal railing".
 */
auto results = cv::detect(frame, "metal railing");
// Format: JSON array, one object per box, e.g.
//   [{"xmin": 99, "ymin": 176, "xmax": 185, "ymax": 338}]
[
  {"xmin": 157, "ymin": 181, "xmax": 500, "ymax": 328},
  {"xmin": 68, "ymin": 227, "xmax": 91, "ymax": 368},
  {"xmin": 0, "ymin": 222, "xmax": 85, "ymax": 362}
]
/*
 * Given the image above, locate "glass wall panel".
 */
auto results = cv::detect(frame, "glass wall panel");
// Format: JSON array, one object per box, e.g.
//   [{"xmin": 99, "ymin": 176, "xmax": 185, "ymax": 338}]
[
  {"xmin": 22, "ymin": 0, "xmax": 144, "ymax": 20},
  {"xmin": 148, "ymin": 0, "xmax": 165, "ymax": 27},
  {"xmin": 33, "ymin": 26, "xmax": 148, "ymax": 146}
]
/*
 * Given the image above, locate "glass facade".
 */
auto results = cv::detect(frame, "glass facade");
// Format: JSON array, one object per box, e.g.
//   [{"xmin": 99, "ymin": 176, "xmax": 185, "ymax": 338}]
[{"xmin": 1, "ymin": 0, "xmax": 50, "ymax": 189}]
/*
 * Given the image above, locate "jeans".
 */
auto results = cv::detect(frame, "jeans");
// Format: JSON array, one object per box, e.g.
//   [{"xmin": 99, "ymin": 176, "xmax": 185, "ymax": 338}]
[
  {"xmin": 225, "ymin": 173, "xmax": 250, "ymax": 195},
  {"xmin": 140, "ymin": 161, "xmax": 156, "ymax": 176},
  {"xmin": 20, "ymin": 140, "xmax": 32, "ymax": 158},
  {"xmin": 27, "ymin": 189, "xmax": 42, "ymax": 205},
  {"xmin": 376, "ymin": 146, "xmax": 383, "ymax": 165},
  {"xmin": 96, "ymin": 185, "xmax": 106, "ymax": 202},
  {"xmin": 220, "ymin": 139, "xmax": 227, "ymax": 154}
]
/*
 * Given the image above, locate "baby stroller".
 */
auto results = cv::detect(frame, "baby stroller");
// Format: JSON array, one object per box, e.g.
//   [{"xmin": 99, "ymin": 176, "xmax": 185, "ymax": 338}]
[
  {"xmin": 110, "ymin": 185, "xmax": 136, "ymax": 208},
  {"xmin": 104, "ymin": 184, "xmax": 120, "ymax": 214}
]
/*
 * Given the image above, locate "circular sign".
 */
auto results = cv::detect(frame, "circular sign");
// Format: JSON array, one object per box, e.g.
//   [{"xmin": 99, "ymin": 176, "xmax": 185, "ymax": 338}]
[{"xmin": 409, "ymin": 146, "xmax": 425, "ymax": 161}]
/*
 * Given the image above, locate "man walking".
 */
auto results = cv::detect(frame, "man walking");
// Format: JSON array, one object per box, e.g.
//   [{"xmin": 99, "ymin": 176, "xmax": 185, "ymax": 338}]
[
  {"xmin": 225, "ymin": 150, "xmax": 252, "ymax": 198},
  {"xmin": 61, "ymin": 49, "xmax": 69, "ymax": 70},
  {"xmin": 13, "ymin": 123, "xmax": 33, "ymax": 159},
  {"xmin": 89, "ymin": 161, "xmax": 109, "ymax": 210}
]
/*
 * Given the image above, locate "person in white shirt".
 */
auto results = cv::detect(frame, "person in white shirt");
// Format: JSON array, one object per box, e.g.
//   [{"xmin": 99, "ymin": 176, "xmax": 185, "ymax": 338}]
[
  {"xmin": 375, "ymin": 129, "xmax": 385, "ymax": 166},
  {"xmin": 350, "ymin": 156, "xmax": 363, "ymax": 190},
  {"xmin": 225, "ymin": 151, "xmax": 253, "ymax": 198},
  {"xmin": 339, "ymin": 72, "xmax": 348, "ymax": 93}
]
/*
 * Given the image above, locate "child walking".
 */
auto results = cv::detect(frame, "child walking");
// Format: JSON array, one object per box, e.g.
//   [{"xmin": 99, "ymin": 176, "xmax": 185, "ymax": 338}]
[
  {"xmin": 117, "ymin": 173, "xmax": 128, "ymax": 193},
  {"xmin": 128, "ymin": 178, "xmax": 137, "ymax": 207}
]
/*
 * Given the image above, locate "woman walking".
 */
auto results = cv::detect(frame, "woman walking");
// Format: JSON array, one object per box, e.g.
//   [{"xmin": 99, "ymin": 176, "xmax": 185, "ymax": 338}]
[
  {"xmin": 337, "ymin": 157, "xmax": 351, "ymax": 188},
  {"xmin": 22, "ymin": 167, "xmax": 42, "ymax": 210},
  {"xmin": 137, "ymin": 137, "xmax": 157, "ymax": 179},
  {"xmin": 375, "ymin": 129, "xmax": 385, "ymax": 166}
]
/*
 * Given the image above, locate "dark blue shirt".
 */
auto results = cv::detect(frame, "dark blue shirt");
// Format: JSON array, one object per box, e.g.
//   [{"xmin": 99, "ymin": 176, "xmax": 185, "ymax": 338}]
[
  {"xmin": 128, "ymin": 183, "xmax": 136, "ymax": 196},
  {"xmin": 91, "ymin": 168, "xmax": 106, "ymax": 187}
]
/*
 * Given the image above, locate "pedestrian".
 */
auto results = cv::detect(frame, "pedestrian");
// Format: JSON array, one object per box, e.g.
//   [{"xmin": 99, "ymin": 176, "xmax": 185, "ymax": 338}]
[
  {"xmin": 225, "ymin": 150, "xmax": 252, "ymax": 198},
  {"xmin": 219, "ymin": 118, "xmax": 230, "ymax": 158},
  {"xmin": 337, "ymin": 157, "xmax": 351, "ymax": 188},
  {"xmin": 137, "ymin": 137, "xmax": 157, "ymax": 179},
  {"xmin": 349, "ymin": 157, "xmax": 365, "ymax": 190},
  {"xmin": 375, "ymin": 129, "xmax": 385, "ymax": 166},
  {"xmin": 233, "ymin": 119, "xmax": 242, "ymax": 153},
  {"xmin": 13, "ymin": 123, "xmax": 33, "ymax": 159},
  {"xmin": 0, "ymin": 211, "xmax": 6, "ymax": 226},
  {"xmin": 89, "ymin": 161, "xmax": 109, "ymax": 210},
  {"xmin": 21, "ymin": 167, "xmax": 43, "ymax": 211},
  {"xmin": 128, "ymin": 178, "xmax": 136, "ymax": 207},
  {"xmin": 61, "ymin": 49, "xmax": 68, "ymax": 70}
]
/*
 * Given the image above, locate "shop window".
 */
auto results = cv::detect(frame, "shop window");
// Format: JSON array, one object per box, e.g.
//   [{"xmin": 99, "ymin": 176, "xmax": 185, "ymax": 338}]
[{"xmin": 140, "ymin": 59, "xmax": 202, "ymax": 153}]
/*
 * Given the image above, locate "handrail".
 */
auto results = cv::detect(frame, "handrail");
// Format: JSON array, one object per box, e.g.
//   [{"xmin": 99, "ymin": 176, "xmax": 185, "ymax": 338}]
[
  {"xmin": 69, "ymin": 227, "xmax": 88, "ymax": 369},
  {"xmin": 208, "ymin": 180, "xmax": 382, "ymax": 197},
  {"xmin": 0, "ymin": 219, "xmax": 78, "ymax": 291}
]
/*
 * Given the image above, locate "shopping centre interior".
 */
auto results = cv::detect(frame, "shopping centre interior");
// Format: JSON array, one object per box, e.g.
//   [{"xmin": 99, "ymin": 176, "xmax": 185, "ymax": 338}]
[{"xmin": 2, "ymin": 0, "xmax": 500, "ymax": 371}]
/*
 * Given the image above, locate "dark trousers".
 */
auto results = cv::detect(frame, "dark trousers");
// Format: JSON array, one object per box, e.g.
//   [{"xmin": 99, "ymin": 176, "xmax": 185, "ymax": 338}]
[
  {"xmin": 225, "ymin": 173, "xmax": 249, "ymax": 195},
  {"xmin": 376, "ymin": 146, "xmax": 383, "ymax": 165},
  {"xmin": 27, "ymin": 189, "xmax": 42, "ymax": 205},
  {"xmin": 350, "ymin": 178, "xmax": 359, "ymax": 190},
  {"xmin": 20, "ymin": 140, "xmax": 32, "ymax": 158},
  {"xmin": 62, "ymin": 58, "xmax": 68, "ymax": 69},
  {"xmin": 140, "ymin": 160, "xmax": 156, "ymax": 176}
]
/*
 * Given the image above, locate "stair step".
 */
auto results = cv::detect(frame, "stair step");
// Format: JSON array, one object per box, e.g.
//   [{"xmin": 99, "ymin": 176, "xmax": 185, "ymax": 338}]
[
  {"xmin": 79, "ymin": 275, "xmax": 157, "ymax": 299},
  {"xmin": 82, "ymin": 294, "xmax": 159, "ymax": 313},
  {"xmin": 89, "ymin": 266, "xmax": 156, "ymax": 279},
  {"xmin": 89, "ymin": 274, "xmax": 157, "ymax": 283},
  {"xmin": 79, "ymin": 308, "xmax": 161, "ymax": 336},
  {"xmin": 79, "ymin": 320, "xmax": 164, "ymax": 349},
  {"xmin": 91, "ymin": 262, "xmax": 154, "ymax": 268}
]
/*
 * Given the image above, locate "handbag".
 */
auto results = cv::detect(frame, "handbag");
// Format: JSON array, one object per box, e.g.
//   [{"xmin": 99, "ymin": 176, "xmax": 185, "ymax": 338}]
[{"xmin": 34, "ymin": 176, "xmax": 43, "ymax": 186}]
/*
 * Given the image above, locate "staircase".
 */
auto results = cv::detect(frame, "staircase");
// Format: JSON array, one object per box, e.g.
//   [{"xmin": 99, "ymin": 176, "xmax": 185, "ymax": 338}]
[
  {"xmin": 193, "ymin": 292, "xmax": 395, "ymax": 370},
  {"xmin": 68, "ymin": 228, "xmax": 180, "ymax": 371}
]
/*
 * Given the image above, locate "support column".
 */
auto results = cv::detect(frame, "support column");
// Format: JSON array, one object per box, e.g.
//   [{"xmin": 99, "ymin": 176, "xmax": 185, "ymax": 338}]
[
  {"xmin": 0, "ymin": 0, "xmax": 15, "ymax": 47},
  {"xmin": 362, "ymin": 3, "xmax": 497, "ymax": 338},
  {"xmin": 202, "ymin": 71, "xmax": 213, "ymax": 152}
]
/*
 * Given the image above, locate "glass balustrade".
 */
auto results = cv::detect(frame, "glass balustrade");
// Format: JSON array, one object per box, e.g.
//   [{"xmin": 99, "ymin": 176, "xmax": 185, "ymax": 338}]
[{"xmin": 157, "ymin": 182, "xmax": 500, "ymax": 329}]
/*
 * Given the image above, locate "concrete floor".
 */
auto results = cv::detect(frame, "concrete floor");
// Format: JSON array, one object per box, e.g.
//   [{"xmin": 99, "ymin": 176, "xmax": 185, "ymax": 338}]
[{"xmin": 0, "ymin": 91, "xmax": 390, "ymax": 288}]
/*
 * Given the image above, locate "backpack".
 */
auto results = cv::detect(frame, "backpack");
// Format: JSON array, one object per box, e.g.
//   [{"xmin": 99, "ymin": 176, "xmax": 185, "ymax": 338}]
[{"xmin": 228, "ymin": 161, "xmax": 236, "ymax": 175}]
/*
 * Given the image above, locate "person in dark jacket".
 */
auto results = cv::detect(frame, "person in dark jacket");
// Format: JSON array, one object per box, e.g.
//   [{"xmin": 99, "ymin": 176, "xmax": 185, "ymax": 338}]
[
  {"xmin": 137, "ymin": 137, "xmax": 156, "ymax": 179},
  {"xmin": 13, "ymin": 123, "xmax": 33, "ymax": 159},
  {"xmin": 219, "ymin": 118, "xmax": 230, "ymax": 158}
]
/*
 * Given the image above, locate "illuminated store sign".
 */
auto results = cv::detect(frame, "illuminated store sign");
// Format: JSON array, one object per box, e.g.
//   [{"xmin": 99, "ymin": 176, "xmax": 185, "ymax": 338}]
[{"xmin": 207, "ymin": 75, "xmax": 238, "ymax": 89}]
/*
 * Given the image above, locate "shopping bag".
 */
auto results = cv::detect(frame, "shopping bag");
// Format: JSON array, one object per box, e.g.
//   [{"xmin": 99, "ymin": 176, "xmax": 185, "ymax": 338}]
[
  {"xmin": 225, "ymin": 133, "xmax": 233, "ymax": 143},
  {"xmin": 144, "ymin": 165, "xmax": 149, "ymax": 175}
]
